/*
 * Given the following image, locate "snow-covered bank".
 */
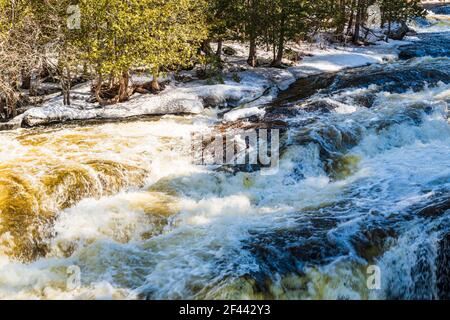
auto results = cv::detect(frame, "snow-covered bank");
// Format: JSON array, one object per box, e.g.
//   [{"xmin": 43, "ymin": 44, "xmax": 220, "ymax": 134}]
[{"xmin": 6, "ymin": 38, "xmax": 412, "ymax": 129}]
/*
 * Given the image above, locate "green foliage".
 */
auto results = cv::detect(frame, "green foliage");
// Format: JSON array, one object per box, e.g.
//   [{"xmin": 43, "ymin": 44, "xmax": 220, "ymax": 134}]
[
  {"xmin": 380, "ymin": 0, "xmax": 426, "ymax": 26},
  {"xmin": 231, "ymin": 73, "xmax": 241, "ymax": 83},
  {"xmin": 76, "ymin": 0, "xmax": 208, "ymax": 98},
  {"xmin": 197, "ymin": 53, "xmax": 223, "ymax": 80}
]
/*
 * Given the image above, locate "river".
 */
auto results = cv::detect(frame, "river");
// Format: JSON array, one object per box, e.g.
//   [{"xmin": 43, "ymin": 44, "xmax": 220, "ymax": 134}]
[{"xmin": 0, "ymin": 8, "xmax": 449, "ymax": 299}]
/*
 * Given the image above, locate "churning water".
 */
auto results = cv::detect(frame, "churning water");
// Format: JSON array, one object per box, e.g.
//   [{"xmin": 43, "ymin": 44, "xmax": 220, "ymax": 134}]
[{"xmin": 0, "ymin": 10, "xmax": 449, "ymax": 300}]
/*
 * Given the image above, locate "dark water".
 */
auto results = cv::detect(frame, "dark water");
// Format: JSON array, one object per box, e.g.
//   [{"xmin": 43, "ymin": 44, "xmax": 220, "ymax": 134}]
[{"xmin": 212, "ymin": 25, "xmax": 450, "ymax": 300}]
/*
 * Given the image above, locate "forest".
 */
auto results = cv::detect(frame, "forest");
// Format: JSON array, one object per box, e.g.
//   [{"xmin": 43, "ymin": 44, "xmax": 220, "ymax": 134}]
[{"xmin": 0, "ymin": 0, "xmax": 425, "ymax": 121}]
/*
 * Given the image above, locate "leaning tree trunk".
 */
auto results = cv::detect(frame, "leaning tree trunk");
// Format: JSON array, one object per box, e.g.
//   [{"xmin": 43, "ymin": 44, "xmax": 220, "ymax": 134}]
[
  {"xmin": 216, "ymin": 39, "xmax": 223, "ymax": 59},
  {"xmin": 95, "ymin": 74, "xmax": 118, "ymax": 106}
]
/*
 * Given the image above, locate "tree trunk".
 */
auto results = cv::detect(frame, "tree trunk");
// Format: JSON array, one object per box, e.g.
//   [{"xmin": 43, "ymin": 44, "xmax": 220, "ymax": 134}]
[
  {"xmin": 63, "ymin": 87, "xmax": 70, "ymax": 106},
  {"xmin": 272, "ymin": 14, "xmax": 286, "ymax": 67},
  {"xmin": 0, "ymin": 99, "xmax": 4, "ymax": 120},
  {"xmin": 118, "ymin": 71, "xmax": 131, "ymax": 102},
  {"xmin": 94, "ymin": 75, "xmax": 104, "ymax": 104},
  {"xmin": 59, "ymin": 65, "xmax": 71, "ymax": 106},
  {"xmin": 21, "ymin": 70, "xmax": 31, "ymax": 90},
  {"xmin": 353, "ymin": 1, "xmax": 362, "ymax": 43},
  {"xmin": 346, "ymin": 0, "xmax": 357, "ymax": 36},
  {"xmin": 335, "ymin": 0, "xmax": 346, "ymax": 41},
  {"xmin": 247, "ymin": 36, "xmax": 257, "ymax": 67},
  {"xmin": 201, "ymin": 40, "xmax": 213, "ymax": 56},
  {"xmin": 151, "ymin": 67, "xmax": 160, "ymax": 92},
  {"xmin": 216, "ymin": 39, "xmax": 223, "ymax": 59},
  {"xmin": 386, "ymin": 18, "xmax": 392, "ymax": 43}
]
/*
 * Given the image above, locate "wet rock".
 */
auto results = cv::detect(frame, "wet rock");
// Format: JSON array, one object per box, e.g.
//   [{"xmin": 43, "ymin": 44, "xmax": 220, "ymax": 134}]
[
  {"xmin": 265, "ymin": 105, "xmax": 306, "ymax": 119},
  {"xmin": 301, "ymin": 100, "xmax": 336, "ymax": 113},
  {"xmin": 406, "ymin": 29, "xmax": 418, "ymax": 37},
  {"xmin": 418, "ymin": 196, "xmax": 450, "ymax": 218},
  {"xmin": 437, "ymin": 233, "xmax": 450, "ymax": 300},
  {"xmin": 399, "ymin": 33, "xmax": 450, "ymax": 60},
  {"xmin": 386, "ymin": 22, "xmax": 409, "ymax": 41},
  {"xmin": 398, "ymin": 50, "xmax": 416, "ymax": 61},
  {"xmin": 329, "ymin": 57, "xmax": 450, "ymax": 93},
  {"xmin": 284, "ymin": 48, "xmax": 302, "ymax": 62},
  {"xmin": 411, "ymin": 242, "xmax": 436, "ymax": 300},
  {"xmin": 272, "ymin": 73, "xmax": 337, "ymax": 106},
  {"xmin": 432, "ymin": 5, "xmax": 450, "ymax": 15},
  {"xmin": 0, "ymin": 114, "xmax": 24, "ymax": 131},
  {"xmin": 222, "ymin": 46, "xmax": 237, "ymax": 56}
]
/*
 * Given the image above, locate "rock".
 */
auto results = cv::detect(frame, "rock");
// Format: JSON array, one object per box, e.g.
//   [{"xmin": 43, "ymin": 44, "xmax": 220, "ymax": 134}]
[
  {"xmin": 22, "ymin": 92, "xmax": 205, "ymax": 127},
  {"xmin": 284, "ymin": 48, "xmax": 302, "ymax": 62},
  {"xmin": 399, "ymin": 33, "xmax": 450, "ymax": 60},
  {"xmin": 174, "ymin": 73, "xmax": 195, "ymax": 83},
  {"xmin": 387, "ymin": 22, "xmax": 409, "ymax": 41},
  {"xmin": 222, "ymin": 46, "xmax": 237, "ymax": 56},
  {"xmin": 437, "ymin": 233, "xmax": 450, "ymax": 300},
  {"xmin": 418, "ymin": 197, "xmax": 450, "ymax": 218},
  {"xmin": 0, "ymin": 114, "xmax": 24, "ymax": 131},
  {"xmin": 406, "ymin": 29, "xmax": 418, "ymax": 37},
  {"xmin": 398, "ymin": 50, "xmax": 416, "ymax": 60}
]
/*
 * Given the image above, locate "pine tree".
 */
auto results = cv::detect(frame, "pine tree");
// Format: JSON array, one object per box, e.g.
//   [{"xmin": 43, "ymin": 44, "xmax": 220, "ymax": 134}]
[
  {"xmin": 77, "ymin": 0, "xmax": 207, "ymax": 104},
  {"xmin": 139, "ymin": 0, "xmax": 208, "ymax": 91}
]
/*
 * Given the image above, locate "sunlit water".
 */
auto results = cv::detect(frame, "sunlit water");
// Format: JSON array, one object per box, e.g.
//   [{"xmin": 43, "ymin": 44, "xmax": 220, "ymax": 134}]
[{"xmin": 0, "ymin": 11, "xmax": 449, "ymax": 300}]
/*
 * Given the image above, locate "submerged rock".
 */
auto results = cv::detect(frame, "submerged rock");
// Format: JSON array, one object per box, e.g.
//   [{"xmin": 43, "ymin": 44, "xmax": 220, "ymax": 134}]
[{"xmin": 399, "ymin": 32, "xmax": 450, "ymax": 60}]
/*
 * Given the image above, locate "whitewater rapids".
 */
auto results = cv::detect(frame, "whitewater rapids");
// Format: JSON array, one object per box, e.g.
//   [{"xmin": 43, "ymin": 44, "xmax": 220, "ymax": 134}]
[{"xmin": 0, "ymin": 10, "xmax": 449, "ymax": 300}]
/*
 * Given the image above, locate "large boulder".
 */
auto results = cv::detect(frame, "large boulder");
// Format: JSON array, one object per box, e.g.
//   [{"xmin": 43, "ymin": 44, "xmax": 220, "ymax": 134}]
[
  {"xmin": 387, "ymin": 22, "xmax": 409, "ymax": 41},
  {"xmin": 284, "ymin": 48, "xmax": 302, "ymax": 62},
  {"xmin": 222, "ymin": 46, "xmax": 237, "ymax": 56}
]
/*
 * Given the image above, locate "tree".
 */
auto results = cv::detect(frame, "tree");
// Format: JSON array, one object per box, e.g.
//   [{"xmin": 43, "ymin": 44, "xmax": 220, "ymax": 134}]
[
  {"xmin": 265, "ymin": 0, "xmax": 309, "ymax": 67},
  {"xmin": 204, "ymin": 0, "xmax": 240, "ymax": 59},
  {"xmin": 77, "ymin": 0, "xmax": 207, "ymax": 104},
  {"xmin": 380, "ymin": 0, "xmax": 425, "ymax": 41},
  {"xmin": 139, "ymin": 0, "xmax": 208, "ymax": 91},
  {"xmin": 0, "ymin": 0, "xmax": 43, "ymax": 119},
  {"xmin": 30, "ymin": 0, "xmax": 81, "ymax": 106}
]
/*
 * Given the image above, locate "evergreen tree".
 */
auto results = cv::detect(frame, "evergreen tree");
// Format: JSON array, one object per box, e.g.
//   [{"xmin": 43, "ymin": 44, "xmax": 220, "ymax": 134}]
[{"xmin": 78, "ymin": 0, "xmax": 207, "ymax": 103}]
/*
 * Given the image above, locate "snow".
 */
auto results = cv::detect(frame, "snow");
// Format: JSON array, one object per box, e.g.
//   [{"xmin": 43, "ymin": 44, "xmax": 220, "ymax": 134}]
[
  {"xmin": 22, "ymin": 88, "xmax": 204, "ymax": 126},
  {"xmin": 6, "ymin": 33, "xmax": 416, "ymax": 129},
  {"xmin": 223, "ymin": 106, "xmax": 266, "ymax": 122}
]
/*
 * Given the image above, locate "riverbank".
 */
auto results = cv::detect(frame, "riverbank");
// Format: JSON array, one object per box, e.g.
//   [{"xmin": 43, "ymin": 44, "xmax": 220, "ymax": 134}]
[{"xmin": 1, "ymin": 37, "xmax": 412, "ymax": 131}]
